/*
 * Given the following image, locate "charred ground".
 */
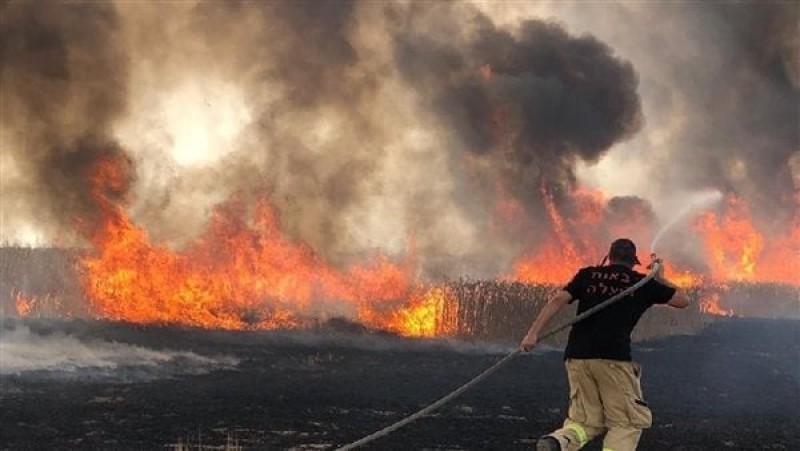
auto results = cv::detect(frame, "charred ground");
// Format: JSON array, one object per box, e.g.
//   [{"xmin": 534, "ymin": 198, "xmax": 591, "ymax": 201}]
[{"xmin": 1, "ymin": 316, "xmax": 798, "ymax": 450}]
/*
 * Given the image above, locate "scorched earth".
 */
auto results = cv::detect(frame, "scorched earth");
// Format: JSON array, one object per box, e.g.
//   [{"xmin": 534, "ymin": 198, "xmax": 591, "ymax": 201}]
[{"xmin": 1, "ymin": 316, "xmax": 798, "ymax": 450}]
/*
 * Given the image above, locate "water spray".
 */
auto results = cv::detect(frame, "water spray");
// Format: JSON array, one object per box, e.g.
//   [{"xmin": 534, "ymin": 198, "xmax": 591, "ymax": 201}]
[
  {"xmin": 335, "ymin": 261, "xmax": 663, "ymax": 450},
  {"xmin": 650, "ymin": 190, "xmax": 723, "ymax": 252}
]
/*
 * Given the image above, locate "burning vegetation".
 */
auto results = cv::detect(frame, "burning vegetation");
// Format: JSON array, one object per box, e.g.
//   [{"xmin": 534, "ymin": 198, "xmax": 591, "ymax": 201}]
[
  {"xmin": 18, "ymin": 151, "xmax": 785, "ymax": 337},
  {"xmin": 1, "ymin": 1, "xmax": 798, "ymax": 338},
  {"xmin": 4, "ymin": 154, "xmax": 798, "ymax": 338}
]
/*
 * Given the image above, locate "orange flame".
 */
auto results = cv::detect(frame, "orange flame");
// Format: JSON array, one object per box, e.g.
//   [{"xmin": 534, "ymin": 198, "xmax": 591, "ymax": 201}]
[
  {"xmin": 79, "ymin": 156, "xmax": 438, "ymax": 335},
  {"xmin": 698, "ymin": 292, "xmax": 734, "ymax": 317},
  {"xmin": 662, "ymin": 264, "xmax": 702, "ymax": 288},
  {"xmin": 68, "ymin": 154, "xmax": 798, "ymax": 337},
  {"xmin": 14, "ymin": 292, "xmax": 35, "ymax": 317},
  {"xmin": 694, "ymin": 195, "xmax": 764, "ymax": 281},
  {"xmin": 513, "ymin": 186, "xmax": 636, "ymax": 285},
  {"xmin": 361, "ymin": 286, "xmax": 457, "ymax": 338},
  {"xmin": 513, "ymin": 187, "xmax": 797, "ymax": 290},
  {"xmin": 12, "ymin": 292, "xmax": 67, "ymax": 318},
  {"xmin": 694, "ymin": 194, "xmax": 798, "ymax": 284}
]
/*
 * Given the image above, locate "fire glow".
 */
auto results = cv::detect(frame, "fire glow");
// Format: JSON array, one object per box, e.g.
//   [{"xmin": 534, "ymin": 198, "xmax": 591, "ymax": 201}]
[
  {"xmin": 74, "ymin": 158, "xmax": 796, "ymax": 335},
  {"xmin": 9, "ymin": 152, "xmax": 780, "ymax": 335},
  {"xmin": 78, "ymin": 156, "xmax": 453, "ymax": 334},
  {"xmin": 698, "ymin": 292, "xmax": 734, "ymax": 317},
  {"xmin": 14, "ymin": 292, "xmax": 36, "ymax": 318},
  {"xmin": 694, "ymin": 195, "xmax": 799, "ymax": 285},
  {"xmin": 513, "ymin": 187, "xmax": 701, "ymax": 288}
]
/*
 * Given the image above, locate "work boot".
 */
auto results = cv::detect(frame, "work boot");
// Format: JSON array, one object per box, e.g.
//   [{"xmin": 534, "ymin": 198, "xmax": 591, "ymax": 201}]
[{"xmin": 536, "ymin": 436, "xmax": 561, "ymax": 451}]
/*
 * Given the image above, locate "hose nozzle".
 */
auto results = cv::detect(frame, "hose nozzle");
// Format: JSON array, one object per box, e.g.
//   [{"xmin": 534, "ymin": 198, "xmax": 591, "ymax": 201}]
[{"xmin": 647, "ymin": 253, "xmax": 660, "ymax": 270}]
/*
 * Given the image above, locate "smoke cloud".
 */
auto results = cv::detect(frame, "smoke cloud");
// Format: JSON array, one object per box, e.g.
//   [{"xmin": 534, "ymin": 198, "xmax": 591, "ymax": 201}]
[
  {"xmin": 502, "ymin": 1, "xmax": 799, "ymax": 230},
  {"xmin": 117, "ymin": 1, "xmax": 643, "ymax": 269},
  {"xmin": 1, "ymin": 1, "xmax": 797, "ymax": 275},
  {"xmin": 1, "ymin": 1, "xmax": 132, "ymax": 241},
  {"xmin": 662, "ymin": 2, "xmax": 799, "ymax": 227},
  {"xmin": 390, "ymin": 5, "xmax": 642, "ymax": 203},
  {"xmin": 0, "ymin": 321, "xmax": 236, "ymax": 381}
]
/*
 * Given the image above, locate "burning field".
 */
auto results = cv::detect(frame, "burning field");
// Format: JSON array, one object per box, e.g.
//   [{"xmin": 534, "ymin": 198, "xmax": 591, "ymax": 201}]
[
  {"xmin": 2, "ymin": 249, "xmax": 798, "ymax": 449},
  {"xmin": 1, "ymin": 0, "xmax": 799, "ymax": 449}
]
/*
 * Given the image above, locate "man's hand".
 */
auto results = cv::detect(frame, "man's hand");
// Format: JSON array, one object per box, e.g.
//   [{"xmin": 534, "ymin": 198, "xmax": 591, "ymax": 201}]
[
  {"xmin": 649, "ymin": 254, "xmax": 690, "ymax": 308},
  {"xmin": 649, "ymin": 253, "xmax": 665, "ymax": 279},
  {"xmin": 519, "ymin": 290, "xmax": 572, "ymax": 353},
  {"xmin": 520, "ymin": 332, "xmax": 538, "ymax": 353}
]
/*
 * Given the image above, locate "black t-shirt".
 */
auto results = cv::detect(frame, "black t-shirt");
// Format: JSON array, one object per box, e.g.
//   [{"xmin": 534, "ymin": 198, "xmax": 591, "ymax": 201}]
[{"xmin": 563, "ymin": 264, "xmax": 676, "ymax": 361}]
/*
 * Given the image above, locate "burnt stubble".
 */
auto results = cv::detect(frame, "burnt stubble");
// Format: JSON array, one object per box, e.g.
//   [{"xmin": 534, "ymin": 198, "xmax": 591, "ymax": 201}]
[{"xmin": 1, "ymin": 317, "xmax": 798, "ymax": 450}]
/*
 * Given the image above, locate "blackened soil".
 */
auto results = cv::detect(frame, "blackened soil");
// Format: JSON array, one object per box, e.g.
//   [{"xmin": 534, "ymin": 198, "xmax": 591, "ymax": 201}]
[{"xmin": 1, "ymin": 318, "xmax": 798, "ymax": 450}]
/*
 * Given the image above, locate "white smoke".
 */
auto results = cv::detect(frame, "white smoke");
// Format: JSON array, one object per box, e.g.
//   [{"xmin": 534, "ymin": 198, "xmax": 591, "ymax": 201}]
[{"xmin": 0, "ymin": 323, "xmax": 237, "ymax": 379}]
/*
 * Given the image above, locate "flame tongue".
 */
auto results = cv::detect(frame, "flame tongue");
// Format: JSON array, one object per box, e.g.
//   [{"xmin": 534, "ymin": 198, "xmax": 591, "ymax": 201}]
[
  {"xmin": 78, "ymin": 157, "xmax": 799, "ymax": 334},
  {"xmin": 694, "ymin": 196, "xmax": 763, "ymax": 282},
  {"xmin": 699, "ymin": 292, "xmax": 734, "ymax": 317},
  {"xmin": 513, "ymin": 186, "xmax": 654, "ymax": 285},
  {"xmin": 82, "ymin": 200, "xmax": 433, "ymax": 331},
  {"xmin": 694, "ymin": 194, "xmax": 799, "ymax": 284},
  {"xmin": 80, "ymin": 158, "xmax": 436, "ymax": 333}
]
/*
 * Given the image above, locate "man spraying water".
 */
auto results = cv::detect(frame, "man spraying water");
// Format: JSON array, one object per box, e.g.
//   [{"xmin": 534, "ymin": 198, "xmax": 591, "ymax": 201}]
[{"xmin": 520, "ymin": 238, "xmax": 690, "ymax": 451}]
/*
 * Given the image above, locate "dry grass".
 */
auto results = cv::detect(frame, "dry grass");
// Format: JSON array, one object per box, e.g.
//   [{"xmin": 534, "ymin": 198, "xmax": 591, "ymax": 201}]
[
  {"xmin": 441, "ymin": 279, "xmax": 709, "ymax": 345},
  {"xmin": 0, "ymin": 245, "xmax": 85, "ymax": 317}
]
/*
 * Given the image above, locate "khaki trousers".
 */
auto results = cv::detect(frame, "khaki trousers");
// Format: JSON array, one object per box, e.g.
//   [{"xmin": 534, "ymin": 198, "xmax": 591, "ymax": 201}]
[{"xmin": 546, "ymin": 359, "xmax": 653, "ymax": 451}]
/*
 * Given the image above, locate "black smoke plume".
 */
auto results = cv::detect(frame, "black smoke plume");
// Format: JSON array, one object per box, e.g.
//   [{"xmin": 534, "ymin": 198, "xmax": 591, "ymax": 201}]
[
  {"xmin": 4, "ymin": 0, "xmax": 795, "ymax": 278},
  {"xmin": 661, "ymin": 2, "xmax": 799, "ymax": 227},
  {"xmin": 114, "ymin": 0, "xmax": 387, "ymax": 259},
  {"xmin": 0, "ymin": 0, "xmax": 646, "ymax": 273},
  {"xmin": 390, "ymin": 4, "xmax": 642, "ymax": 212},
  {"xmin": 1, "ymin": 1, "xmax": 131, "ymax": 241}
]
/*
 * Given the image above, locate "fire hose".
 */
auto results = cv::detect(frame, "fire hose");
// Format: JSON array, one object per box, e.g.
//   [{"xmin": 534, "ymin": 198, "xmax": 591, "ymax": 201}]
[{"xmin": 335, "ymin": 261, "xmax": 662, "ymax": 451}]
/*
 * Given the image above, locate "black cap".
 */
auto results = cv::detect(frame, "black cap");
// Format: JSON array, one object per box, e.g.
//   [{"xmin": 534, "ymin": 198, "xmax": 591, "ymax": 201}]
[{"xmin": 609, "ymin": 238, "xmax": 641, "ymax": 266}]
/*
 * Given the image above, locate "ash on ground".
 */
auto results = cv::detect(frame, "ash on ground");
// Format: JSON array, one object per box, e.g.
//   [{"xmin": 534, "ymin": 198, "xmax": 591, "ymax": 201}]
[{"xmin": 1, "ymin": 317, "xmax": 798, "ymax": 450}]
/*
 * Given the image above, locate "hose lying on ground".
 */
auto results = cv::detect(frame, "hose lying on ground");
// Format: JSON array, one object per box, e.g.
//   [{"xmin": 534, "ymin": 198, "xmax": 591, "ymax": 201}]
[{"xmin": 335, "ymin": 261, "xmax": 662, "ymax": 451}]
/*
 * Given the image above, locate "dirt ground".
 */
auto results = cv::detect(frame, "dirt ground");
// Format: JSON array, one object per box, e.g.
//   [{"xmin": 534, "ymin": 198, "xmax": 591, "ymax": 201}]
[{"xmin": 1, "ymin": 317, "xmax": 798, "ymax": 450}]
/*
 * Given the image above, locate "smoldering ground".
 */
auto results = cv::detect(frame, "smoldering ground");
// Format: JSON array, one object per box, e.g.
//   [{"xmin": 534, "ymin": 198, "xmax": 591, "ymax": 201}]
[
  {"xmin": 0, "ymin": 316, "xmax": 532, "ymax": 409},
  {"xmin": 0, "ymin": 316, "xmax": 521, "ymax": 384},
  {"xmin": 1, "ymin": 317, "xmax": 798, "ymax": 449},
  {"xmin": 0, "ymin": 319, "xmax": 237, "ymax": 383}
]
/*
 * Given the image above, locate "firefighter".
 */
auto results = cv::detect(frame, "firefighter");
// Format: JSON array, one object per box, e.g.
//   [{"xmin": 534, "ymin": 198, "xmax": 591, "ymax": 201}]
[{"xmin": 520, "ymin": 238, "xmax": 689, "ymax": 451}]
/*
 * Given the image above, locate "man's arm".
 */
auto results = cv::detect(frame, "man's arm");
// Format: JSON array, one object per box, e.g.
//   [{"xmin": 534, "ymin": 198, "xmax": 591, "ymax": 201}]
[
  {"xmin": 661, "ymin": 279, "xmax": 690, "ymax": 308},
  {"xmin": 520, "ymin": 290, "xmax": 573, "ymax": 352},
  {"xmin": 653, "ymin": 258, "xmax": 690, "ymax": 309}
]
